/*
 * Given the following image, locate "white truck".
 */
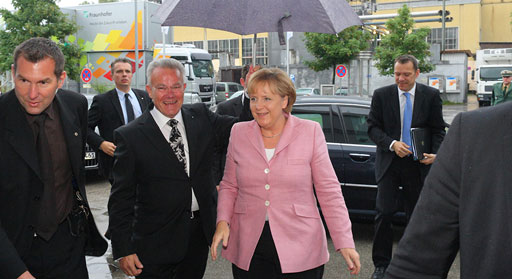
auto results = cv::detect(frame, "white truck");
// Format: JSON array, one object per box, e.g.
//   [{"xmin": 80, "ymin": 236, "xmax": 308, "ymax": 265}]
[
  {"xmin": 153, "ymin": 44, "xmax": 216, "ymax": 106},
  {"xmin": 473, "ymin": 48, "xmax": 512, "ymax": 106}
]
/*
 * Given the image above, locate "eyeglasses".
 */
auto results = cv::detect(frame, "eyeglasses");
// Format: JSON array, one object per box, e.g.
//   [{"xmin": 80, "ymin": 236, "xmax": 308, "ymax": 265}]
[{"xmin": 154, "ymin": 84, "xmax": 183, "ymax": 92}]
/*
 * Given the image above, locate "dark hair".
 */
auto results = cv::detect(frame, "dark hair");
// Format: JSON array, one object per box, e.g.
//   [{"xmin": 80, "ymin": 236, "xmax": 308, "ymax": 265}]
[
  {"xmin": 111, "ymin": 57, "xmax": 133, "ymax": 74},
  {"xmin": 395, "ymin": 54, "xmax": 419, "ymax": 71},
  {"xmin": 241, "ymin": 64, "xmax": 261, "ymax": 81},
  {"xmin": 13, "ymin": 37, "xmax": 65, "ymax": 78},
  {"xmin": 247, "ymin": 68, "xmax": 296, "ymax": 113}
]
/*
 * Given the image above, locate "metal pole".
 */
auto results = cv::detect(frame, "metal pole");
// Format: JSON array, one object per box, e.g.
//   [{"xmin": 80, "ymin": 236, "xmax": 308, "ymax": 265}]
[
  {"xmin": 252, "ymin": 34, "xmax": 257, "ymax": 66},
  {"xmin": 286, "ymin": 32, "xmax": 290, "ymax": 75},
  {"xmin": 441, "ymin": 0, "xmax": 446, "ymax": 51},
  {"xmin": 134, "ymin": 0, "xmax": 139, "ymax": 89}
]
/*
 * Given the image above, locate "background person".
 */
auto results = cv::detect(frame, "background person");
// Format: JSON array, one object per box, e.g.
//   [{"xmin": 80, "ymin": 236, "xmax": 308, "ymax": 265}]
[
  {"xmin": 384, "ymin": 102, "xmax": 512, "ymax": 278},
  {"xmin": 367, "ymin": 54, "xmax": 446, "ymax": 279},
  {"xmin": 87, "ymin": 57, "xmax": 151, "ymax": 184},
  {"xmin": 211, "ymin": 68, "xmax": 360, "ymax": 278},
  {"xmin": 108, "ymin": 58, "xmax": 243, "ymax": 279},
  {"xmin": 491, "ymin": 69, "xmax": 512, "ymax": 106},
  {"xmin": 0, "ymin": 37, "xmax": 107, "ymax": 279}
]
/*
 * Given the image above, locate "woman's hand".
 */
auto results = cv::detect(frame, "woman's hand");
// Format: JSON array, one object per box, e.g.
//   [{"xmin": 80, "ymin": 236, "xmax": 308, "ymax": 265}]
[
  {"xmin": 339, "ymin": 248, "xmax": 361, "ymax": 275},
  {"xmin": 210, "ymin": 221, "xmax": 230, "ymax": 260}
]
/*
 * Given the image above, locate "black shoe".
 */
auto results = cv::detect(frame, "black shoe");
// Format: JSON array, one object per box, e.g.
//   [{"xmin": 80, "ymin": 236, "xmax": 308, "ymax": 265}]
[{"xmin": 371, "ymin": 266, "xmax": 387, "ymax": 279}]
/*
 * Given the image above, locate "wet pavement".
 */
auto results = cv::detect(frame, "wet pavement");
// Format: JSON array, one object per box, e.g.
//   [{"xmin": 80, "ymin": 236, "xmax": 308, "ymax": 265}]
[{"xmin": 84, "ymin": 96, "xmax": 476, "ymax": 278}]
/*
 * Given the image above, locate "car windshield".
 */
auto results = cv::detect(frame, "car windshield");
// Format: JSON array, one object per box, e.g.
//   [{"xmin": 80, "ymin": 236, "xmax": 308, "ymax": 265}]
[
  {"xmin": 480, "ymin": 66, "xmax": 512, "ymax": 81},
  {"xmin": 192, "ymin": 59, "xmax": 214, "ymax": 78},
  {"xmin": 296, "ymin": 88, "xmax": 312, "ymax": 95}
]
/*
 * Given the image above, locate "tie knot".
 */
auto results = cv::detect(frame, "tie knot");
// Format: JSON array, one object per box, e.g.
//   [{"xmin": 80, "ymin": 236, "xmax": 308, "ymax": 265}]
[
  {"xmin": 125, "ymin": 93, "xmax": 130, "ymax": 99},
  {"xmin": 168, "ymin": 119, "xmax": 179, "ymax": 128},
  {"xmin": 403, "ymin": 92, "xmax": 410, "ymax": 98},
  {"xmin": 33, "ymin": 112, "xmax": 48, "ymax": 127}
]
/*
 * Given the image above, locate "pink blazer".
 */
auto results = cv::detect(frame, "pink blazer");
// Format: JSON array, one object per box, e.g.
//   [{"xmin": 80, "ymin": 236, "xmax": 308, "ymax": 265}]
[{"xmin": 217, "ymin": 115, "xmax": 355, "ymax": 273}]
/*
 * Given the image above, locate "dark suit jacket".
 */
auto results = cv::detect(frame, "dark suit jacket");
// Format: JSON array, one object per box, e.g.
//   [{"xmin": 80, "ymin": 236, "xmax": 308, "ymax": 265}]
[
  {"xmin": 367, "ymin": 83, "xmax": 446, "ymax": 182},
  {"xmin": 108, "ymin": 103, "xmax": 235, "ymax": 264},
  {"xmin": 385, "ymin": 102, "xmax": 512, "ymax": 279},
  {"xmin": 87, "ymin": 88, "xmax": 151, "ymax": 178},
  {"xmin": 213, "ymin": 95, "xmax": 253, "ymax": 183},
  {"xmin": 0, "ymin": 89, "xmax": 107, "ymax": 278}
]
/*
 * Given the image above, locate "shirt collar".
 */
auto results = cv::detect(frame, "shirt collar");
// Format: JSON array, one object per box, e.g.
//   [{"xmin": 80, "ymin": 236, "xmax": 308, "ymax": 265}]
[
  {"xmin": 116, "ymin": 87, "xmax": 134, "ymax": 97},
  {"xmin": 398, "ymin": 83, "xmax": 417, "ymax": 97},
  {"xmin": 150, "ymin": 107, "xmax": 184, "ymax": 129}
]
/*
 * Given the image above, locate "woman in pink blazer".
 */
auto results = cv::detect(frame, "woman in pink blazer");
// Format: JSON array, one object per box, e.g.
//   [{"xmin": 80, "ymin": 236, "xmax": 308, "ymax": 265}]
[{"xmin": 211, "ymin": 68, "xmax": 360, "ymax": 278}]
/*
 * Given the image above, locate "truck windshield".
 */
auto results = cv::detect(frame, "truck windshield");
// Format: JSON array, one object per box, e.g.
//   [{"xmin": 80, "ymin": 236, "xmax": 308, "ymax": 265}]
[
  {"xmin": 192, "ymin": 59, "xmax": 214, "ymax": 78},
  {"xmin": 480, "ymin": 67, "xmax": 512, "ymax": 81}
]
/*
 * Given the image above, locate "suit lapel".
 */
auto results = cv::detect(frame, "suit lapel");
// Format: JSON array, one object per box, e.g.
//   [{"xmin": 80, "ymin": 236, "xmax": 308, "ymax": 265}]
[
  {"xmin": 246, "ymin": 121, "xmax": 267, "ymax": 162},
  {"xmin": 109, "ymin": 89, "xmax": 126, "ymax": 125},
  {"xmin": 55, "ymin": 91, "xmax": 83, "ymax": 180},
  {"xmin": 274, "ymin": 114, "xmax": 300, "ymax": 156},
  {"xmin": 134, "ymin": 89, "xmax": 149, "ymax": 110},
  {"xmin": 412, "ymin": 84, "xmax": 425, "ymax": 126},
  {"xmin": 182, "ymin": 106, "xmax": 201, "ymax": 176},
  {"xmin": 4, "ymin": 93, "xmax": 41, "ymax": 179},
  {"xmin": 389, "ymin": 86, "xmax": 400, "ymax": 124}
]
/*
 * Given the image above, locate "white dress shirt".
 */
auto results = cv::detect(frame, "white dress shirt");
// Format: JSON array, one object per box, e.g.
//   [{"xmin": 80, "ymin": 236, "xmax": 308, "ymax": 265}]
[
  {"xmin": 389, "ymin": 84, "xmax": 416, "ymax": 151},
  {"xmin": 150, "ymin": 108, "xmax": 200, "ymax": 211},
  {"xmin": 116, "ymin": 88, "xmax": 143, "ymax": 124}
]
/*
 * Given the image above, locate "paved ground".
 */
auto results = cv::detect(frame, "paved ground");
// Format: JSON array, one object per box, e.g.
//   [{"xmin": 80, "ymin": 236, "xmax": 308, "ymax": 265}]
[{"xmin": 84, "ymin": 96, "xmax": 477, "ymax": 278}]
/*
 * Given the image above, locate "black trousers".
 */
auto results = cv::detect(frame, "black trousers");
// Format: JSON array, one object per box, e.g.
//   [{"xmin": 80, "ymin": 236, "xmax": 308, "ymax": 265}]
[
  {"xmin": 372, "ymin": 156, "xmax": 426, "ymax": 268},
  {"xmin": 137, "ymin": 211, "xmax": 209, "ymax": 279},
  {"xmin": 232, "ymin": 222, "xmax": 324, "ymax": 279},
  {"xmin": 25, "ymin": 215, "xmax": 88, "ymax": 279}
]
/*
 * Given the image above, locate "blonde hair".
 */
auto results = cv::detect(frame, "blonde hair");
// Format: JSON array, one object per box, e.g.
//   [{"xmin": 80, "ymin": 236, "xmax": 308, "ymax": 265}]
[{"xmin": 247, "ymin": 68, "xmax": 296, "ymax": 113}]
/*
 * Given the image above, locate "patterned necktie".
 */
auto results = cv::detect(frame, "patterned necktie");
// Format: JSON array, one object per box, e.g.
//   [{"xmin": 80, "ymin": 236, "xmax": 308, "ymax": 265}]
[
  {"xmin": 168, "ymin": 119, "xmax": 187, "ymax": 173},
  {"xmin": 402, "ymin": 92, "xmax": 413, "ymax": 151},
  {"xmin": 125, "ymin": 93, "xmax": 135, "ymax": 123}
]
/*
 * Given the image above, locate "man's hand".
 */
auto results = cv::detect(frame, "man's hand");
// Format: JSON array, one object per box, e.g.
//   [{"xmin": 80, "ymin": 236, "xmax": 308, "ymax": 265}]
[
  {"xmin": 17, "ymin": 271, "xmax": 35, "ymax": 279},
  {"xmin": 119, "ymin": 254, "xmax": 143, "ymax": 277},
  {"xmin": 392, "ymin": 141, "xmax": 412, "ymax": 158},
  {"xmin": 210, "ymin": 221, "xmax": 230, "ymax": 261},
  {"xmin": 420, "ymin": 153, "xmax": 436, "ymax": 165},
  {"xmin": 99, "ymin": 141, "xmax": 116, "ymax": 157},
  {"xmin": 339, "ymin": 248, "xmax": 361, "ymax": 275}
]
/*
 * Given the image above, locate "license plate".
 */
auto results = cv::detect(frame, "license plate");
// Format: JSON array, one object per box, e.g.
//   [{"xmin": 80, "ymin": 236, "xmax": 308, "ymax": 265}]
[{"xmin": 85, "ymin": 151, "xmax": 96, "ymax": 160}]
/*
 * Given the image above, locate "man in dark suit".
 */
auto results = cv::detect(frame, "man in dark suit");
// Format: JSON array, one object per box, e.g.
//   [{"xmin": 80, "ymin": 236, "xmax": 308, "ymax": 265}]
[
  {"xmin": 0, "ymin": 38, "xmax": 107, "ymax": 279},
  {"xmin": 385, "ymin": 102, "xmax": 512, "ymax": 279},
  {"xmin": 108, "ymin": 58, "xmax": 239, "ymax": 278},
  {"xmin": 87, "ymin": 57, "xmax": 151, "ymax": 183},
  {"xmin": 213, "ymin": 64, "xmax": 260, "ymax": 184},
  {"xmin": 367, "ymin": 54, "xmax": 446, "ymax": 279}
]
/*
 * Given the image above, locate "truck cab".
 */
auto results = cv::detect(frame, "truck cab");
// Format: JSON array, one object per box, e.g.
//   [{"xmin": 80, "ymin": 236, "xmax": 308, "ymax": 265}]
[
  {"xmin": 474, "ymin": 49, "xmax": 512, "ymax": 107},
  {"xmin": 153, "ymin": 44, "xmax": 216, "ymax": 106}
]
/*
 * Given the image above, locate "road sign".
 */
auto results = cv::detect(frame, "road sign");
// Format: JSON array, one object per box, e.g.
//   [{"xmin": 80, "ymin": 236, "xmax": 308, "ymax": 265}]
[
  {"xmin": 336, "ymin": 65, "xmax": 347, "ymax": 78},
  {"xmin": 290, "ymin": 74, "xmax": 295, "ymax": 82},
  {"xmin": 81, "ymin": 68, "xmax": 92, "ymax": 83}
]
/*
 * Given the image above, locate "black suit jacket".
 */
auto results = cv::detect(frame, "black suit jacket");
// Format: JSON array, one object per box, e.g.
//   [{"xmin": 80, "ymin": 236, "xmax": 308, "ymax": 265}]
[
  {"xmin": 108, "ymin": 103, "xmax": 235, "ymax": 264},
  {"xmin": 367, "ymin": 83, "xmax": 446, "ymax": 182},
  {"xmin": 0, "ymin": 89, "xmax": 107, "ymax": 278},
  {"xmin": 385, "ymin": 102, "xmax": 512, "ymax": 279},
  {"xmin": 87, "ymin": 88, "xmax": 151, "ymax": 178},
  {"xmin": 216, "ymin": 94, "xmax": 244, "ymax": 116}
]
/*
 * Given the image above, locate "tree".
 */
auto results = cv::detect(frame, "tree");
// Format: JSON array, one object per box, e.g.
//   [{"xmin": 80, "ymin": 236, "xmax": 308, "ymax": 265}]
[
  {"xmin": 374, "ymin": 5, "xmax": 433, "ymax": 76},
  {"xmin": 0, "ymin": 0, "xmax": 82, "ymax": 81},
  {"xmin": 303, "ymin": 26, "xmax": 371, "ymax": 84}
]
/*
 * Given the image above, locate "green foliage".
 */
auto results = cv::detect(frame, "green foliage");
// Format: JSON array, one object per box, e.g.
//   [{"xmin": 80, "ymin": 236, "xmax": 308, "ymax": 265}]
[
  {"xmin": 303, "ymin": 26, "xmax": 371, "ymax": 83},
  {"xmin": 374, "ymin": 5, "xmax": 434, "ymax": 76},
  {"xmin": 0, "ymin": 0, "xmax": 82, "ymax": 81},
  {"xmin": 91, "ymin": 81, "xmax": 114, "ymax": 94}
]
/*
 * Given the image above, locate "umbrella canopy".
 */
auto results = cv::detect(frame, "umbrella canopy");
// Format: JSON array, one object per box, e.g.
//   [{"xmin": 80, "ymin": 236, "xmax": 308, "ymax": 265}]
[{"xmin": 155, "ymin": 0, "xmax": 362, "ymax": 35}]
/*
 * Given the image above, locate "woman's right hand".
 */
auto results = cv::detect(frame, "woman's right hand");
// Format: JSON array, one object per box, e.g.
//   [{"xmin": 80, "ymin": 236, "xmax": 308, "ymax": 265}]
[{"xmin": 210, "ymin": 221, "xmax": 230, "ymax": 260}]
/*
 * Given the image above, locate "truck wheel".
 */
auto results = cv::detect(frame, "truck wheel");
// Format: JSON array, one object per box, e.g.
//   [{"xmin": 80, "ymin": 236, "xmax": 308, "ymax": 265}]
[{"xmin": 478, "ymin": 101, "xmax": 490, "ymax": 107}]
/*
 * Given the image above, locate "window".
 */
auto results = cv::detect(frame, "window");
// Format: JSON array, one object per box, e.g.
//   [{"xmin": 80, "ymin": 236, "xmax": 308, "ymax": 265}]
[
  {"xmin": 427, "ymin": 27, "xmax": 458, "ymax": 50},
  {"xmin": 228, "ymin": 84, "xmax": 239, "ymax": 92},
  {"xmin": 208, "ymin": 39, "xmax": 239, "ymax": 60},
  {"xmin": 242, "ymin": 37, "xmax": 268, "ymax": 65},
  {"xmin": 176, "ymin": 41, "xmax": 204, "ymax": 49},
  {"xmin": 292, "ymin": 105, "xmax": 344, "ymax": 143},
  {"xmin": 216, "ymin": 84, "xmax": 226, "ymax": 91},
  {"xmin": 338, "ymin": 106, "xmax": 372, "ymax": 145}
]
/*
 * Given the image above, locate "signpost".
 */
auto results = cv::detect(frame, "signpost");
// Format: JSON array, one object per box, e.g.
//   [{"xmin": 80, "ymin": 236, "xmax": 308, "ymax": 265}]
[
  {"xmin": 81, "ymin": 68, "xmax": 92, "ymax": 83},
  {"xmin": 336, "ymin": 65, "xmax": 347, "ymax": 78}
]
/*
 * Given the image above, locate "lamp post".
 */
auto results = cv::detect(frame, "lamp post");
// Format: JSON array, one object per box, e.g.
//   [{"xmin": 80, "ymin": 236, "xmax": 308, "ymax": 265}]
[{"xmin": 441, "ymin": 0, "xmax": 446, "ymax": 51}]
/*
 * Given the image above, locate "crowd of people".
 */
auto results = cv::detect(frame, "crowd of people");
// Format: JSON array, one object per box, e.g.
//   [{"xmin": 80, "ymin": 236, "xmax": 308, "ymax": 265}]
[{"xmin": 1, "ymin": 37, "xmax": 510, "ymax": 279}]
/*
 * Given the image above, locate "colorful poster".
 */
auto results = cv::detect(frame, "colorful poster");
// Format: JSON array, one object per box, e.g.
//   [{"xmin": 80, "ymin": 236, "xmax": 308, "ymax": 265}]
[{"xmin": 428, "ymin": 77, "xmax": 440, "ymax": 90}]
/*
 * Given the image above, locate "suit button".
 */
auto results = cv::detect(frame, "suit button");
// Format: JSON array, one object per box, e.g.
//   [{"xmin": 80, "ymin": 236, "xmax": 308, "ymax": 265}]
[
  {"xmin": 265, "ymin": 184, "xmax": 270, "ymax": 190},
  {"xmin": 264, "ymin": 168, "xmax": 270, "ymax": 174},
  {"xmin": 265, "ymin": 201, "xmax": 270, "ymax": 207},
  {"xmin": 34, "ymin": 196, "xmax": 40, "ymax": 201}
]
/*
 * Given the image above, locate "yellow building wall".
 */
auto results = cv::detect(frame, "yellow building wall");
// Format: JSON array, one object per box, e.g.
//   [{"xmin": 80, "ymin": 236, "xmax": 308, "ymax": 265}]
[
  {"xmin": 173, "ymin": 26, "xmax": 268, "ymax": 66},
  {"xmin": 480, "ymin": 1, "xmax": 512, "ymax": 43}
]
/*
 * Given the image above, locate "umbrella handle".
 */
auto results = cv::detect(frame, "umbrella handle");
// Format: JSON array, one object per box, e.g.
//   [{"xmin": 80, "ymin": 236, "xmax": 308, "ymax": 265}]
[{"xmin": 278, "ymin": 13, "xmax": 292, "ymax": 46}]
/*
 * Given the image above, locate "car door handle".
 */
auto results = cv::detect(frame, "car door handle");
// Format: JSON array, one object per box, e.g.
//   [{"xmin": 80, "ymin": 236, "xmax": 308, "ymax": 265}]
[{"xmin": 349, "ymin": 153, "xmax": 371, "ymax": 162}]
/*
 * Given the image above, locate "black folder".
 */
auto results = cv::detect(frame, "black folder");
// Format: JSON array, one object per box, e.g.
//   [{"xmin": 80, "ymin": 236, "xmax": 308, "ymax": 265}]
[{"xmin": 410, "ymin": 128, "xmax": 431, "ymax": 161}]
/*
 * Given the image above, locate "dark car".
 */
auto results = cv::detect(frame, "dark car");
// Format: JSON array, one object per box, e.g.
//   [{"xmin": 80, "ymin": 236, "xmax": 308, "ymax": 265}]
[{"xmin": 292, "ymin": 96, "xmax": 404, "ymax": 221}]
